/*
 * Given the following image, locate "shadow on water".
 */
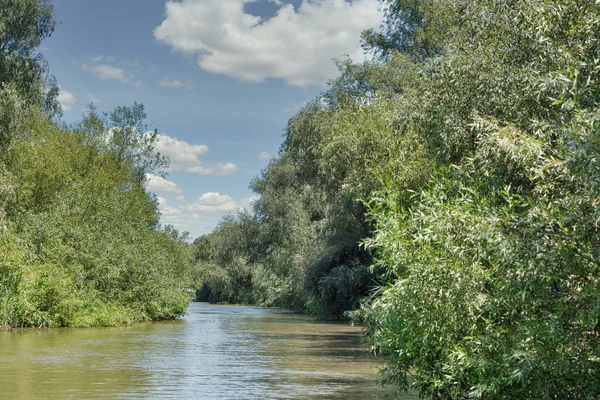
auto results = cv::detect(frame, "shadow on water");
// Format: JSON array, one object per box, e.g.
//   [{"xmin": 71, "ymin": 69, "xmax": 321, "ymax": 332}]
[{"xmin": 0, "ymin": 302, "xmax": 418, "ymax": 399}]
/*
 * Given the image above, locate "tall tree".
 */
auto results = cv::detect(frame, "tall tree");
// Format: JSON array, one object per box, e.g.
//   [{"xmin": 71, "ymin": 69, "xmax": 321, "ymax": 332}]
[
  {"xmin": 0, "ymin": 0, "xmax": 58, "ymax": 154},
  {"xmin": 0, "ymin": 0, "xmax": 57, "ymax": 106}
]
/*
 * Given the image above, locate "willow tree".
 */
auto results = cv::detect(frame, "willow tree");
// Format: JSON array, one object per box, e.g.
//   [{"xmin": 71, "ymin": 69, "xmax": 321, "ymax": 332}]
[{"xmin": 359, "ymin": 0, "xmax": 600, "ymax": 398}]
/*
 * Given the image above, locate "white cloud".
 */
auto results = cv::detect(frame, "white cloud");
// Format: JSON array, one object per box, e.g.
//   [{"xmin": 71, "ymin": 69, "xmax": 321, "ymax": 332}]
[
  {"xmin": 156, "ymin": 193, "xmax": 255, "ymax": 238},
  {"xmin": 157, "ymin": 196, "xmax": 183, "ymax": 216},
  {"xmin": 154, "ymin": 0, "xmax": 383, "ymax": 87},
  {"xmin": 156, "ymin": 134, "xmax": 238, "ymax": 176},
  {"xmin": 87, "ymin": 94, "xmax": 106, "ymax": 106},
  {"xmin": 186, "ymin": 162, "xmax": 238, "ymax": 176},
  {"xmin": 258, "ymin": 151, "xmax": 274, "ymax": 160},
  {"xmin": 186, "ymin": 192, "xmax": 252, "ymax": 213},
  {"xmin": 216, "ymin": 162, "xmax": 239, "ymax": 175},
  {"xmin": 185, "ymin": 165, "xmax": 215, "ymax": 175},
  {"xmin": 156, "ymin": 134, "xmax": 208, "ymax": 170},
  {"xmin": 146, "ymin": 174, "xmax": 183, "ymax": 195},
  {"xmin": 57, "ymin": 88, "xmax": 76, "ymax": 111},
  {"xmin": 82, "ymin": 63, "xmax": 128, "ymax": 82},
  {"xmin": 196, "ymin": 192, "xmax": 234, "ymax": 206},
  {"xmin": 160, "ymin": 78, "xmax": 193, "ymax": 89},
  {"xmin": 81, "ymin": 56, "xmax": 141, "ymax": 86}
]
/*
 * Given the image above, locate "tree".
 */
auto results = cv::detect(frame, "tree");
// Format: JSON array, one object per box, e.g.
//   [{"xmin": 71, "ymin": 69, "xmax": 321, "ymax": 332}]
[
  {"xmin": 0, "ymin": 0, "xmax": 58, "ymax": 111},
  {"xmin": 0, "ymin": 1, "xmax": 193, "ymax": 329},
  {"xmin": 1, "ymin": 104, "xmax": 192, "ymax": 328},
  {"xmin": 105, "ymin": 102, "xmax": 168, "ymax": 179},
  {"xmin": 359, "ymin": 0, "xmax": 600, "ymax": 397}
]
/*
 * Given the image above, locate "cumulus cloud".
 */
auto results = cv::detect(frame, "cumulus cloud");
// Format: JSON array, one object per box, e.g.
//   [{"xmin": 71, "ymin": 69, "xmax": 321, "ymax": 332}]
[
  {"xmin": 160, "ymin": 78, "xmax": 193, "ymax": 89},
  {"xmin": 157, "ymin": 196, "xmax": 183, "ymax": 216},
  {"xmin": 156, "ymin": 134, "xmax": 208, "ymax": 170},
  {"xmin": 156, "ymin": 134, "xmax": 238, "ymax": 176},
  {"xmin": 197, "ymin": 192, "xmax": 234, "ymax": 206},
  {"xmin": 146, "ymin": 174, "xmax": 183, "ymax": 195},
  {"xmin": 157, "ymin": 193, "xmax": 255, "ymax": 238},
  {"xmin": 81, "ymin": 56, "xmax": 141, "ymax": 86},
  {"xmin": 215, "ymin": 162, "xmax": 239, "ymax": 175},
  {"xmin": 154, "ymin": 0, "xmax": 383, "ymax": 87},
  {"xmin": 186, "ymin": 192, "xmax": 252, "ymax": 213},
  {"xmin": 186, "ymin": 164, "xmax": 240, "ymax": 176},
  {"xmin": 258, "ymin": 151, "xmax": 274, "ymax": 160},
  {"xmin": 57, "ymin": 88, "xmax": 76, "ymax": 111}
]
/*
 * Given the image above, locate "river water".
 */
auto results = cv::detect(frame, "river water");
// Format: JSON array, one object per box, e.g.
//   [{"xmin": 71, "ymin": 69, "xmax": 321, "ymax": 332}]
[{"xmin": 0, "ymin": 302, "xmax": 415, "ymax": 399}]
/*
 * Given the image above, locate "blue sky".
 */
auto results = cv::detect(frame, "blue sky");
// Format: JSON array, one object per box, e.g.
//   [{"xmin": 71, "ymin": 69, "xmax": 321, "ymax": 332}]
[{"xmin": 46, "ymin": 0, "xmax": 383, "ymax": 238}]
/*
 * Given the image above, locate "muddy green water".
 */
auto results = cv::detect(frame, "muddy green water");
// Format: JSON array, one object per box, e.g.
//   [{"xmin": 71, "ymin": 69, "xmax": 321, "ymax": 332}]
[{"xmin": 0, "ymin": 302, "xmax": 415, "ymax": 399}]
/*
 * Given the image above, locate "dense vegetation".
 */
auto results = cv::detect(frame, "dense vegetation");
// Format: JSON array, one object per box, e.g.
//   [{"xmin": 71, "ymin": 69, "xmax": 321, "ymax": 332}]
[
  {"xmin": 192, "ymin": 99, "xmax": 381, "ymax": 315},
  {"xmin": 193, "ymin": 0, "xmax": 600, "ymax": 397},
  {"xmin": 0, "ymin": 0, "xmax": 191, "ymax": 328},
  {"xmin": 2, "ymin": 0, "xmax": 599, "ymax": 396}
]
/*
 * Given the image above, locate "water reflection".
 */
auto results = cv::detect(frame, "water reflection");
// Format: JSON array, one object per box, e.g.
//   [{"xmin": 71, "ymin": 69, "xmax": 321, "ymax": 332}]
[{"xmin": 0, "ymin": 303, "xmax": 413, "ymax": 399}]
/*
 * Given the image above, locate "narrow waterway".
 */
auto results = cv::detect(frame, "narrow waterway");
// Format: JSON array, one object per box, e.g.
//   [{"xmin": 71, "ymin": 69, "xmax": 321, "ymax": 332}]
[{"xmin": 0, "ymin": 302, "xmax": 415, "ymax": 399}]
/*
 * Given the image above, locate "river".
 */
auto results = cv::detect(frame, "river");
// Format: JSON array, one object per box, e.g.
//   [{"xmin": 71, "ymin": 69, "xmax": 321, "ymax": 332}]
[{"xmin": 0, "ymin": 302, "xmax": 416, "ymax": 399}]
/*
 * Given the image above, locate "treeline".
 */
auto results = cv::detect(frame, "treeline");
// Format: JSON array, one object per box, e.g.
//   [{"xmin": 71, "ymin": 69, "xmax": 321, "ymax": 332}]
[
  {"xmin": 192, "ymin": 0, "xmax": 600, "ymax": 397},
  {"xmin": 191, "ymin": 96, "xmax": 383, "ymax": 315},
  {"xmin": 0, "ymin": 0, "xmax": 191, "ymax": 328}
]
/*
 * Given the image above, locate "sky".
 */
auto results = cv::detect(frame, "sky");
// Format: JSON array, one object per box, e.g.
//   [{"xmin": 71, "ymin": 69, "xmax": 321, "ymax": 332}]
[{"xmin": 45, "ymin": 0, "xmax": 384, "ymax": 238}]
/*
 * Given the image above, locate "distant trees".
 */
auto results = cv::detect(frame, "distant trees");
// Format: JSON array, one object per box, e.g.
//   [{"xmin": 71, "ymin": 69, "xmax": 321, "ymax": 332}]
[
  {"xmin": 191, "ymin": 100, "xmax": 381, "ymax": 316},
  {"xmin": 192, "ymin": 214, "xmax": 257, "ymax": 304}
]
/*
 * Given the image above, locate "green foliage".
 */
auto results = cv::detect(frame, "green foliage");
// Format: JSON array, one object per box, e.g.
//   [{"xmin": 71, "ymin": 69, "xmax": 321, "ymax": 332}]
[
  {"xmin": 0, "ymin": 105, "xmax": 192, "ymax": 328},
  {"xmin": 247, "ymin": 103, "xmax": 382, "ymax": 314},
  {"xmin": 0, "ymin": 0, "xmax": 59, "ymax": 117},
  {"xmin": 355, "ymin": 0, "xmax": 600, "ymax": 398},
  {"xmin": 104, "ymin": 103, "xmax": 169, "ymax": 180},
  {"xmin": 362, "ymin": 0, "xmax": 451, "ymax": 60},
  {"xmin": 184, "ymin": 0, "xmax": 600, "ymax": 395},
  {"xmin": 0, "ymin": 2, "xmax": 192, "ymax": 329},
  {"xmin": 192, "ymin": 214, "xmax": 257, "ymax": 304},
  {"xmin": 305, "ymin": 259, "xmax": 373, "ymax": 318},
  {"xmin": 192, "ymin": 93, "xmax": 388, "ymax": 315}
]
